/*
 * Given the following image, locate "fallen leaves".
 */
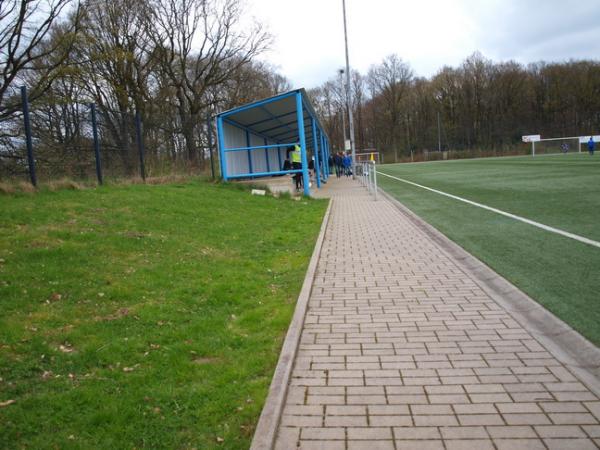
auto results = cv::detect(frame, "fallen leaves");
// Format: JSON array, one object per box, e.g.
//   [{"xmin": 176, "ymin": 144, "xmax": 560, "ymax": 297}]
[
  {"xmin": 0, "ymin": 399, "xmax": 15, "ymax": 407},
  {"xmin": 58, "ymin": 344, "xmax": 74, "ymax": 353}
]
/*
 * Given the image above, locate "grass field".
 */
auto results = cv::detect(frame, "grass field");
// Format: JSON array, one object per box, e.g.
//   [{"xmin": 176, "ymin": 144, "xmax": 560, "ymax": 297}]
[
  {"xmin": 0, "ymin": 181, "xmax": 327, "ymax": 449},
  {"xmin": 378, "ymin": 153, "xmax": 600, "ymax": 345}
]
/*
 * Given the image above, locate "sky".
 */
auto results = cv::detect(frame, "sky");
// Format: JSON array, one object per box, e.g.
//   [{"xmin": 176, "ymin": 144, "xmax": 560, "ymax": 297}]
[{"xmin": 245, "ymin": 0, "xmax": 600, "ymax": 89}]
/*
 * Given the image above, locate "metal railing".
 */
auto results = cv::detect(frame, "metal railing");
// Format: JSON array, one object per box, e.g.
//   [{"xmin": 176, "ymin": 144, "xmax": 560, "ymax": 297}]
[{"xmin": 357, "ymin": 160, "xmax": 378, "ymax": 200}]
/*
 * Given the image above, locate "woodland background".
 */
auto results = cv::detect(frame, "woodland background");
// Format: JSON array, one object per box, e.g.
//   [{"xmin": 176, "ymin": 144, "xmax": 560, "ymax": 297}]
[{"xmin": 2, "ymin": 0, "xmax": 600, "ymax": 181}]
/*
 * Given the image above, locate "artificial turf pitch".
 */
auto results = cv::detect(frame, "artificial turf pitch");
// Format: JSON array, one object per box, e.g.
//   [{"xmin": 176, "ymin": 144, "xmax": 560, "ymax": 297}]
[{"xmin": 378, "ymin": 153, "xmax": 600, "ymax": 345}]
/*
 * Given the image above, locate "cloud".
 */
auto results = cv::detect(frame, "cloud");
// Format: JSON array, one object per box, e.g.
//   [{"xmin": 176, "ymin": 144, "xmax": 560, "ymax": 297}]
[{"xmin": 247, "ymin": 0, "xmax": 600, "ymax": 88}]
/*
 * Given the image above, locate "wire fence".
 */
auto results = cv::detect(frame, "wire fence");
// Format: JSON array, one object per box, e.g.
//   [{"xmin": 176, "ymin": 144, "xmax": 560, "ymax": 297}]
[{"xmin": 0, "ymin": 87, "xmax": 217, "ymax": 187}]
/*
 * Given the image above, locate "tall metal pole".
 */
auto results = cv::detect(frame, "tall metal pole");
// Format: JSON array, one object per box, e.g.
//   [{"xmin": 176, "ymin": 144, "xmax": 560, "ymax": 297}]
[
  {"xmin": 437, "ymin": 111, "xmax": 442, "ymax": 152},
  {"xmin": 20, "ymin": 86, "xmax": 37, "ymax": 187},
  {"xmin": 338, "ymin": 69, "xmax": 347, "ymax": 149},
  {"xmin": 206, "ymin": 114, "xmax": 215, "ymax": 180},
  {"xmin": 90, "ymin": 103, "xmax": 103, "ymax": 185},
  {"xmin": 342, "ymin": 0, "xmax": 356, "ymax": 179},
  {"xmin": 135, "ymin": 111, "xmax": 146, "ymax": 181}
]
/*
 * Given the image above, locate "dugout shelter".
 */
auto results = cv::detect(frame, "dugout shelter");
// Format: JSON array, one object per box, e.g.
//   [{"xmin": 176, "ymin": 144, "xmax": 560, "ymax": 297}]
[{"xmin": 216, "ymin": 89, "xmax": 331, "ymax": 196}]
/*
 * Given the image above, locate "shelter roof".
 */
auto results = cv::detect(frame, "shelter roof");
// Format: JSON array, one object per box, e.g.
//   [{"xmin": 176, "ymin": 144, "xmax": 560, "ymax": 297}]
[{"xmin": 217, "ymin": 89, "xmax": 326, "ymax": 151}]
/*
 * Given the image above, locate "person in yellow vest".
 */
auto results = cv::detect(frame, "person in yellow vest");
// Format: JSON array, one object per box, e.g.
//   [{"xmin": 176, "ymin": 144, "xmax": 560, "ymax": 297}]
[{"xmin": 288, "ymin": 144, "xmax": 303, "ymax": 191}]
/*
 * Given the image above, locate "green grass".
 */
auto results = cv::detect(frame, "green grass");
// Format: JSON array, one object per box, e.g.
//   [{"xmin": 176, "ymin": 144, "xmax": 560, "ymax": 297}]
[
  {"xmin": 0, "ymin": 180, "xmax": 327, "ymax": 449},
  {"xmin": 378, "ymin": 153, "xmax": 600, "ymax": 345}
]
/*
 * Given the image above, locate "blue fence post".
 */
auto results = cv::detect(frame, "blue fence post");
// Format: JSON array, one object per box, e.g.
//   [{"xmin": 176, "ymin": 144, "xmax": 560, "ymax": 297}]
[
  {"xmin": 319, "ymin": 130, "xmax": 327, "ymax": 180},
  {"xmin": 245, "ymin": 130, "xmax": 253, "ymax": 175},
  {"xmin": 263, "ymin": 137, "xmax": 270, "ymax": 172},
  {"xmin": 311, "ymin": 118, "xmax": 321, "ymax": 188},
  {"xmin": 20, "ymin": 86, "xmax": 37, "ymax": 187},
  {"xmin": 325, "ymin": 134, "xmax": 329, "ymax": 180},
  {"xmin": 135, "ymin": 111, "xmax": 146, "ymax": 181},
  {"xmin": 90, "ymin": 103, "xmax": 103, "ymax": 185},
  {"xmin": 325, "ymin": 137, "xmax": 330, "ymax": 179},
  {"xmin": 277, "ymin": 142, "xmax": 283, "ymax": 170},
  {"xmin": 217, "ymin": 115, "xmax": 228, "ymax": 180},
  {"xmin": 296, "ymin": 92, "xmax": 310, "ymax": 196},
  {"xmin": 207, "ymin": 114, "xmax": 216, "ymax": 180}
]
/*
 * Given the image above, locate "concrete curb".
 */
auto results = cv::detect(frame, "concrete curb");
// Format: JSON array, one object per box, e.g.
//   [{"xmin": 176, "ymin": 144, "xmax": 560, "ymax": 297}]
[
  {"xmin": 379, "ymin": 188, "xmax": 600, "ymax": 396},
  {"xmin": 250, "ymin": 199, "xmax": 332, "ymax": 450}
]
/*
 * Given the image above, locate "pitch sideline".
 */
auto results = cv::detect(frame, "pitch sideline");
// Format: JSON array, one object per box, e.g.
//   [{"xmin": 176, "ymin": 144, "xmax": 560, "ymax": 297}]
[{"xmin": 378, "ymin": 171, "xmax": 600, "ymax": 249}]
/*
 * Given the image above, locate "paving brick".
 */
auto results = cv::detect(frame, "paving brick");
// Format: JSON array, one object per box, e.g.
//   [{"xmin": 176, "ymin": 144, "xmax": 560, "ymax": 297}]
[
  {"xmin": 370, "ymin": 415, "xmax": 413, "ymax": 426},
  {"xmin": 298, "ymin": 441, "xmax": 345, "ymax": 450},
  {"xmin": 347, "ymin": 427, "xmax": 393, "ymax": 440},
  {"xmin": 411, "ymin": 404, "xmax": 454, "ymax": 415},
  {"xmin": 325, "ymin": 415, "xmax": 367, "ymax": 427},
  {"xmin": 503, "ymin": 414, "xmax": 552, "ymax": 425},
  {"xmin": 445, "ymin": 440, "xmax": 495, "ymax": 450},
  {"xmin": 543, "ymin": 438, "xmax": 598, "ymax": 450},
  {"xmin": 326, "ymin": 405, "xmax": 366, "ymax": 416},
  {"xmin": 496, "ymin": 403, "xmax": 542, "ymax": 414},
  {"xmin": 493, "ymin": 439, "xmax": 545, "ymax": 450},
  {"xmin": 534, "ymin": 425, "xmax": 587, "ymax": 438},
  {"xmin": 439, "ymin": 426, "xmax": 488, "ymax": 439},
  {"xmin": 301, "ymin": 427, "xmax": 345, "ymax": 440},
  {"xmin": 348, "ymin": 441, "xmax": 395, "ymax": 450},
  {"xmin": 458, "ymin": 414, "xmax": 505, "ymax": 426},
  {"xmin": 395, "ymin": 440, "xmax": 445, "ymax": 450},
  {"xmin": 369, "ymin": 404, "xmax": 410, "ymax": 415},
  {"xmin": 274, "ymin": 427, "xmax": 300, "ymax": 450},
  {"xmin": 413, "ymin": 415, "xmax": 459, "ymax": 427},
  {"xmin": 583, "ymin": 425, "xmax": 600, "ymax": 438},
  {"xmin": 393, "ymin": 426, "xmax": 441, "ymax": 439},
  {"xmin": 486, "ymin": 425, "xmax": 537, "ymax": 438},
  {"xmin": 548, "ymin": 413, "xmax": 597, "ymax": 425}
]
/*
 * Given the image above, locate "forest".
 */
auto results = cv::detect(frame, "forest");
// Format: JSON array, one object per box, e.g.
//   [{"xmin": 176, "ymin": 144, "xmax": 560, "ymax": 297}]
[{"xmin": 2, "ymin": 0, "xmax": 600, "ymax": 180}]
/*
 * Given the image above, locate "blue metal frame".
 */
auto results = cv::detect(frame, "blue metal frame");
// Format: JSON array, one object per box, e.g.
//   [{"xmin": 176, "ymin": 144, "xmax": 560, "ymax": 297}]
[
  {"xmin": 264, "ymin": 137, "xmax": 270, "ymax": 172},
  {"xmin": 217, "ymin": 115, "xmax": 227, "ymax": 180},
  {"xmin": 296, "ymin": 92, "xmax": 310, "ymax": 196},
  {"xmin": 311, "ymin": 118, "xmax": 321, "ymax": 188},
  {"xmin": 224, "ymin": 143, "xmax": 297, "ymax": 152},
  {"xmin": 228, "ymin": 169, "xmax": 303, "ymax": 179},
  {"xmin": 247, "ymin": 110, "xmax": 296, "ymax": 128},
  {"xmin": 216, "ymin": 89, "xmax": 330, "ymax": 194},
  {"xmin": 220, "ymin": 91, "xmax": 297, "ymax": 118},
  {"xmin": 245, "ymin": 129, "xmax": 253, "ymax": 174}
]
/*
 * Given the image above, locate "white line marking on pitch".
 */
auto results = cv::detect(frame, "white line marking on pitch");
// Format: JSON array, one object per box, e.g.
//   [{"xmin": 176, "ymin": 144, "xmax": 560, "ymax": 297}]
[{"xmin": 379, "ymin": 171, "xmax": 600, "ymax": 249}]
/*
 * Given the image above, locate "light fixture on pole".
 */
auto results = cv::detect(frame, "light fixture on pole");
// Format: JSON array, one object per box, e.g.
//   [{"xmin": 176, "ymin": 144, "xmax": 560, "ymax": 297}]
[{"xmin": 341, "ymin": 0, "xmax": 356, "ymax": 179}]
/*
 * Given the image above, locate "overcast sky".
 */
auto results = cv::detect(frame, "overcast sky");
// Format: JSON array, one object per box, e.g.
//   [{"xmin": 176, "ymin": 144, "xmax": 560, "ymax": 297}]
[{"xmin": 246, "ymin": 0, "xmax": 600, "ymax": 89}]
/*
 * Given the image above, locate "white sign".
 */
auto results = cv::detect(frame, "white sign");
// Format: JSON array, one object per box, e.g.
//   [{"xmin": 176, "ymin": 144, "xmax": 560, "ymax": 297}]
[
  {"xmin": 344, "ymin": 139, "xmax": 351, "ymax": 151},
  {"xmin": 522, "ymin": 135, "xmax": 541, "ymax": 143},
  {"xmin": 579, "ymin": 135, "xmax": 600, "ymax": 143}
]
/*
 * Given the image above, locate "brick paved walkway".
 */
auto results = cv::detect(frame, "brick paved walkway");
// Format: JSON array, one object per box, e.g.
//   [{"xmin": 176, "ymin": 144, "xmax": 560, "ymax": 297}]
[{"xmin": 272, "ymin": 177, "xmax": 600, "ymax": 450}]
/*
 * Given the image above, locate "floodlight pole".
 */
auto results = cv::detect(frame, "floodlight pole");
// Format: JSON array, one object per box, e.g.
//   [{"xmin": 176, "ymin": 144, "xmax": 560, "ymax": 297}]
[
  {"xmin": 437, "ymin": 111, "xmax": 442, "ymax": 152},
  {"xmin": 338, "ymin": 69, "xmax": 348, "ymax": 147},
  {"xmin": 342, "ymin": 0, "xmax": 356, "ymax": 179}
]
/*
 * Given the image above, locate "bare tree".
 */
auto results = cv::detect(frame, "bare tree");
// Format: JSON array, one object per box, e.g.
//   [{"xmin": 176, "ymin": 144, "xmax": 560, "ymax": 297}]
[
  {"xmin": 367, "ymin": 54, "xmax": 413, "ymax": 162},
  {"xmin": 146, "ymin": 0, "xmax": 270, "ymax": 164},
  {"xmin": 0, "ymin": 0, "xmax": 80, "ymax": 119}
]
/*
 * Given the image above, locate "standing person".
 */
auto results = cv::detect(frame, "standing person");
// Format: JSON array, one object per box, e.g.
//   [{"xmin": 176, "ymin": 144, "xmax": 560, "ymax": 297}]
[
  {"xmin": 334, "ymin": 152, "xmax": 342, "ymax": 178},
  {"xmin": 343, "ymin": 152, "xmax": 352, "ymax": 177},
  {"xmin": 289, "ymin": 145, "xmax": 303, "ymax": 191},
  {"xmin": 588, "ymin": 136, "xmax": 595, "ymax": 155},
  {"xmin": 328, "ymin": 154, "xmax": 334, "ymax": 175}
]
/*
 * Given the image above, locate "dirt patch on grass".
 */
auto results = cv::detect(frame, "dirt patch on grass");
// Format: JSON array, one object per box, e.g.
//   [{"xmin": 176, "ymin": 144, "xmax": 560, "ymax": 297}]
[{"xmin": 192, "ymin": 356, "xmax": 220, "ymax": 365}]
